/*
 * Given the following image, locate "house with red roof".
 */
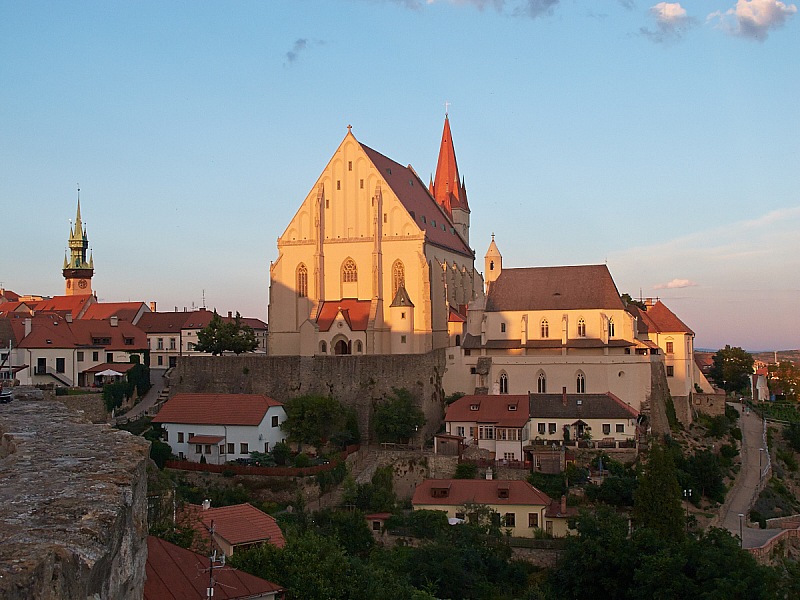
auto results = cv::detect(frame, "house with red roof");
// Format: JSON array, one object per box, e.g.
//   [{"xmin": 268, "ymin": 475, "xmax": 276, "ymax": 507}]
[
  {"xmin": 152, "ymin": 393, "xmax": 286, "ymax": 463},
  {"xmin": 412, "ymin": 478, "xmax": 575, "ymax": 538},
  {"xmin": 181, "ymin": 502, "xmax": 286, "ymax": 557},
  {"xmin": 137, "ymin": 308, "xmax": 267, "ymax": 369},
  {"xmin": 268, "ymin": 116, "xmax": 484, "ymax": 357},
  {"xmin": 146, "ymin": 536, "xmax": 284, "ymax": 600}
]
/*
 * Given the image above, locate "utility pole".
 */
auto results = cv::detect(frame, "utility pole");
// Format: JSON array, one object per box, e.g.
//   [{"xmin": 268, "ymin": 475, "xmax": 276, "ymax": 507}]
[{"xmin": 205, "ymin": 519, "xmax": 225, "ymax": 599}]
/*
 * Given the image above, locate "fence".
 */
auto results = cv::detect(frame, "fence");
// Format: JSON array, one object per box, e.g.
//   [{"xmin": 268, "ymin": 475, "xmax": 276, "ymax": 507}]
[
  {"xmin": 165, "ymin": 444, "xmax": 359, "ymax": 477},
  {"xmin": 461, "ymin": 457, "xmax": 532, "ymax": 471}
]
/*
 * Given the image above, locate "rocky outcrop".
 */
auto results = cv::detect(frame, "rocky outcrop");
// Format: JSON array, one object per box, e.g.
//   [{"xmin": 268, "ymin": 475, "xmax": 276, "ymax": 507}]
[{"xmin": 0, "ymin": 400, "xmax": 150, "ymax": 599}]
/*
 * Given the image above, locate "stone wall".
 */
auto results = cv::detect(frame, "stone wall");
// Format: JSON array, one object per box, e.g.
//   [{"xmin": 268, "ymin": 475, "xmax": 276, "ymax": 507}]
[
  {"xmin": 172, "ymin": 352, "xmax": 448, "ymax": 442},
  {"xmin": 648, "ymin": 361, "xmax": 672, "ymax": 437},
  {"xmin": 0, "ymin": 399, "xmax": 150, "ymax": 600},
  {"xmin": 693, "ymin": 392, "xmax": 727, "ymax": 417},
  {"xmin": 55, "ymin": 393, "xmax": 108, "ymax": 424}
]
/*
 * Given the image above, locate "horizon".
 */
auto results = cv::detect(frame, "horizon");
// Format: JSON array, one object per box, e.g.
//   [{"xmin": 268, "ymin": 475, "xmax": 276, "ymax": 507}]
[{"xmin": 2, "ymin": 1, "xmax": 797, "ymax": 351}]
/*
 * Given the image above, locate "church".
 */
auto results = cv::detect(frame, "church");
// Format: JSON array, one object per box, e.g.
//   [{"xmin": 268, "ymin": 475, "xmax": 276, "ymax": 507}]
[{"xmin": 268, "ymin": 117, "xmax": 484, "ymax": 356}]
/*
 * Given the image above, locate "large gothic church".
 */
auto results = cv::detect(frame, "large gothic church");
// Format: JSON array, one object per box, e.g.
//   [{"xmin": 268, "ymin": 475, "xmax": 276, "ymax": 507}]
[{"xmin": 268, "ymin": 117, "xmax": 484, "ymax": 356}]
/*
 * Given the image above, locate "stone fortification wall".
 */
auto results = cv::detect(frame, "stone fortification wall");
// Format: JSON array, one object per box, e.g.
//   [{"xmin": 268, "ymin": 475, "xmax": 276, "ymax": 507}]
[
  {"xmin": 0, "ymin": 399, "xmax": 150, "ymax": 600},
  {"xmin": 694, "ymin": 392, "xmax": 727, "ymax": 417},
  {"xmin": 648, "ymin": 361, "xmax": 672, "ymax": 438},
  {"xmin": 172, "ymin": 351, "xmax": 447, "ymax": 442}
]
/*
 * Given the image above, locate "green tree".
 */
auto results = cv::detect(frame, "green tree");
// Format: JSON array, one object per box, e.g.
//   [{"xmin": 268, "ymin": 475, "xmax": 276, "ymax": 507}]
[
  {"xmin": 194, "ymin": 310, "xmax": 258, "ymax": 355},
  {"xmin": 281, "ymin": 395, "xmax": 358, "ymax": 448},
  {"xmin": 621, "ymin": 292, "xmax": 646, "ymax": 309},
  {"xmin": 314, "ymin": 508, "xmax": 375, "ymax": 558},
  {"xmin": 768, "ymin": 360, "xmax": 799, "ymax": 402},
  {"xmin": 709, "ymin": 345, "xmax": 754, "ymax": 395},
  {"xmin": 373, "ymin": 387, "xmax": 426, "ymax": 443},
  {"xmin": 454, "ymin": 462, "xmax": 478, "ymax": 479},
  {"xmin": 633, "ymin": 441, "xmax": 685, "ymax": 542}
]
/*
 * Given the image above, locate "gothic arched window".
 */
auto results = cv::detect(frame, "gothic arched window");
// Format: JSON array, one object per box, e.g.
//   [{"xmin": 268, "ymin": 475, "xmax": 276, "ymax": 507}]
[
  {"xmin": 577, "ymin": 317, "xmax": 586, "ymax": 337},
  {"xmin": 499, "ymin": 372, "xmax": 509, "ymax": 394},
  {"xmin": 392, "ymin": 260, "xmax": 405, "ymax": 297},
  {"xmin": 576, "ymin": 371, "xmax": 586, "ymax": 394},
  {"xmin": 297, "ymin": 263, "xmax": 308, "ymax": 298},
  {"xmin": 537, "ymin": 372, "xmax": 546, "ymax": 394},
  {"xmin": 540, "ymin": 319, "xmax": 549, "ymax": 338},
  {"xmin": 342, "ymin": 258, "xmax": 358, "ymax": 283},
  {"xmin": 608, "ymin": 318, "xmax": 615, "ymax": 338}
]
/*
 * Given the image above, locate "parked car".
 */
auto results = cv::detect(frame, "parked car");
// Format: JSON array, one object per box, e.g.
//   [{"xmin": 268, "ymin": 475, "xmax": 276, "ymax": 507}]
[{"xmin": 0, "ymin": 390, "xmax": 13, "ymax": 404}]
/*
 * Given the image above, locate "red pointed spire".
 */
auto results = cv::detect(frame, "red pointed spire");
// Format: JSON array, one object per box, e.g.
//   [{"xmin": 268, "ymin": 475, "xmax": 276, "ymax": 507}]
[{"xmin": 431, "ymin": 115, "xmax": 469, "ymax": 218}]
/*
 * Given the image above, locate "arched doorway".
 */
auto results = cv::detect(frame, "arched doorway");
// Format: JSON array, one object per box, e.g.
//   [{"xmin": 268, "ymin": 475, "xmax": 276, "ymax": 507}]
[{"xmin": 334, "ymin": 339, "xmax": 351, "ymax": 355}]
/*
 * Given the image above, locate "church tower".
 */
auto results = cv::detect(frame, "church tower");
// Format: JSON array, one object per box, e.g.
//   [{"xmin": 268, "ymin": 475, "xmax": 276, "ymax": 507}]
[
  {"xmin": 430, "ymin": 114, "xmax": 470, "ymax": 245},
  {"xmin": 63, "ymin": 194, "xmax": 94, "ymax": 296},
  {"xmin": 484, "ymin": 234, "xmax": 502, "ymax": 292}
]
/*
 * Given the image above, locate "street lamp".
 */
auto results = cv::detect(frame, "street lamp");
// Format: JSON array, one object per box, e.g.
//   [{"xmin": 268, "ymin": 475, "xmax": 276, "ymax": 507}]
[
  {"xmin": 759, "ymin": 447, "xmax": 764, "ymax": 477},
  {"xmin": 739, "ymin": 513, "xmax": 745, "ymax": 548},
  {"xmin": 683, "ymin": 488, "xmax": 692, "ymax": 531}
]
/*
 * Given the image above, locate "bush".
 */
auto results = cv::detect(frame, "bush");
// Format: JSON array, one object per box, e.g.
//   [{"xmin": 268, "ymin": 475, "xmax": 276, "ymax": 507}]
[
  {"xmin": 272, "ymin": 441, "xmax": 291, "ymax": 466},
  {"xmin": 149, "ymin": 439, "xmax": 172, "ymax": 469},
  {"xmin": 454, "ymin": 462, "xmax": 478, "ymax": 479},
  {"xmin": 294, "ymin": 453, "xmax": 311, "ymax": 468}
]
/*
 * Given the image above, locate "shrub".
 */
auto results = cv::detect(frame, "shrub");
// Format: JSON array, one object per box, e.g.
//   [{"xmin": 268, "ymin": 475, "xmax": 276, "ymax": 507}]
[
  {"xmin": 454, "ymin": 462, "xmax": 477, "ymax": 479},
  {"xmin": 294, "ymin": 453, "xmax": 312, "ymax": 468}
]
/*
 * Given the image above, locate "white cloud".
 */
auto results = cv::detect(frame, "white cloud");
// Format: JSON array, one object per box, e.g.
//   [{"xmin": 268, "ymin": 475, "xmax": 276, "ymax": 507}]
[
  {"xmin": 641, "ymin": 2, "xmax": 694, "ymax": 42},
  {"xmin": 708, "ymin": 0, "xmax": 797, "ymax": 41},
  {"xmin": 654, "ymin": 278, "xmax": 697, "ymax": 289}
]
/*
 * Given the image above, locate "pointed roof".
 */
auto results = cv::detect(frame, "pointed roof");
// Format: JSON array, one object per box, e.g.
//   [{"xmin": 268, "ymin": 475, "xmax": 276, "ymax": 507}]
[
  {"xmin": 485, "ymin": 234, "xmax": 501, "ymax": 259},
  {"xmin": 430, "ymin": 115, "xmax": 470, "ymax": 217},
  {"xmin": 390, "ymin": 285, "xmax": 414, "ymax": 308},
  {"xmin": 644, "ymin": 301, "xmax": 694, "ymax": 335},
  {"xmin": 152, "ymin": 393, "xmax": 283, "ymax": 426},
  {"xmin": 315, "ymin": 299, "xmax": 372, "ymax": 332}
]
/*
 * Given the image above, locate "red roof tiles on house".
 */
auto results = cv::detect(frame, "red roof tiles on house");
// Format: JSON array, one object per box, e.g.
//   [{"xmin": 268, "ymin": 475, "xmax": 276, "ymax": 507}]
[
  {"xmin": 315, "ymin": 299, "xmax": 372, "ymax": 332},
  {"xmin": 644, "ymin": 301, "xmax": 695, "ymax": 335},
  {"xmin": 145, "ymin": 536, "xmax": 283, "ymax": 600},
  {"xmin": 412, "ymin": 479, "xmax": 552, "ymax": 507},
  {"xmin": 192, "ymin": 503, "xmax": 286, "ymax": 549},
  {"xmin": 152, "ymin": 393, "xmax": 283, "ymax": 426},
  {"xmin": 29, "ymin": 294, "xmax": 95, "ymax": 318},
  {"xmin": 485, "ymin": 265, "xmax": 624, "ymax": 312},
  {"xmin": 445, "ymin": 395, "xmax": 530, "ymax": 428},
  {"xmin": 81, "ymin": 302, "xmax": 147, "ymax": 323},
  {"xmin": 430, "ymin": 115, "xmax": 470, "ymax": 216}
]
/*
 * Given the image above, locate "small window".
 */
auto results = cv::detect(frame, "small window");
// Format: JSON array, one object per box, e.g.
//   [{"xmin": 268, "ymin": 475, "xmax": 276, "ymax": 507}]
[
  {"xmin": 383, "ymin": 213, "xmax": 387, "ymax": 223},
  {"xmin": 196, "ymin": 444, "xmax": 203, "ymax": 454},
  {"xmin": 227, "ymin": 443, "xmax": 235, "ymax": 454},
  {"xmin": 529, "ymin": 513, "xmax": 539, "ymax": 528},
  {"xmin": 504, "ymin": 512, "xmax": 515, "ymax": 527},
  {"xmin": 356, "ymin": 340, "xmax": 363, "ymax": 353},
  {"xmin": 470, "ymin": 404, "xmax": 480, "ymax": 411},
  {"xmin": 498, "ymin": 488, "xmax": 510, "ymax": 499},
  {"xmin": 431, "ymin": 219, "xmax": 436, "ymax": 227},
  {"xmin": 608, "ymin": 318, "xmax": 615, "ymax": 338},
  {"xmin": 372, "ymin": 520, "xmax": 381, "ymax": 532},
  {"xmin": 77, "ymin": 351, "xmax": 84, "ymax": 362},
  {"xmin": 538, "ymin": 423, "xmax": 546, "ymax": 435},
  {"xmin": 219, "ymin": 445, "xmax": 226, "ymax": 454},
  {"xmin": 541, "ymin": 319, "xmax": 549, "ymax": 338},
  {"xmin": 499, "ymin": 372, "xmax": 509, "ymax": 394},
  {"xmin": 470, "ymin": 366, "xmax": 477, "ymax": 374},
  {"xmin": 400, "ymin": 335, "xmax": 407, "ymax": 344},
  {"xmin": 548, "ymin": 423, "xmax": 557, "ymax": 434},
  {"xmin": 272, "ymin": 415, "xmax": 279, "ymax": 427},
  {"xmin": 401, "ymin": 311, "xmax": 406, "ymax": 319},
  {"xmin": 537, "ymin": 373, "xmax": 546, "ymax": 394},
  {"xmin": 124, "ymin": 338, "xmax": 134, "ymax": 346},
  {"xmin": 360, "ymin": 179, "xmax": 364, "ymax": 189},
  {"xmin": 431, "ymin": 488, "xmax": 449, "ymax": 499},
  {"xmin": 602, "ymin": 424, "xmax": 611, "ymax": 435},
  {"xmin": 326, "ymin": 199, "xmax": 330, "ymax": 208},
  {"xmin": 157, "ymin": 355, "xmax": 163, "ymax": 366},
  {"xmin": 500, "ymin": 323, "xmax": 506, "ymax": 333},
  {"xmin": 320, "ymin": 341, "xmax": 327, "ymax": 354},
  {"xmin": 577, "ymin": 318, "xmax": 586, "ymax": 337},
  {"xmin": 240, "ymin": 443, "xmax": 249, "ymax": 454},
  {"xmin": 508, "ymin": 404, "xmax": 517, "ymax": 411},
  {"xmin": 616, "ymin": 423, "xmax": 625, "ymax": 433},
  {"xmin": 348, "ymin": 161, "xmax": 352, "ymax": 171},
  {"xmin": 667, "ymin": 365, "xmax": 674, "ymax": 377},
  {"xmin": 205, "ymin": 444, "xmax": 212, "ymax": 454},
  {"xmin": 157, "ymin": 338, "xmax": 164, "ymax": 350},
  {"xmin": 170, "ymin": 338, "xmax": 176, "ymax": 350},
  {"xmin": 577, "ymin": 372, "xmax": 586, "ymax": 394},
  {"xmin": 56, "ymin": 358, "xmax": 65, "ymax": 373},
  {"xmin": 93, "ymin": 351, "xmax": 99, "ymax": 361},
  {"xmin": 336, "ymin": 180, "xmax": 341, "ymax": 190},
  {"xmin": 455, "ymin": 334, "xmax": 461, "ymax": 346},
  {"xmin": 163, "ymin": 431, "xmax": 169, "ymax": 442},
  {"xmin": 666, "ymin": 341, "xmax": 674, "ymax": 354},
  {"xmin": 177, "ymin": 432, "xmax": 184, "ymax": 443}
]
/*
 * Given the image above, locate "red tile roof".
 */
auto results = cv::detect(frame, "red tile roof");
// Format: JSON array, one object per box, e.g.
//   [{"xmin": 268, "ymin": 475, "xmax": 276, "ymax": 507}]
[
  {"xmin": 137, "ymin": 309, "xmax": 267, "ymax": 333},
  {"xmin": 412, "ymin": 479, "xmax": 552, "ymax": 507},
  {"xmin": 644, "ymin": 301, "xmax": 695, "ymax": 335},
  {"xmin": 81, "ymin": 302, "xmax": 147, "ymax": 322},
  {"xmin": 13, "ymin": 315, "xmax": 147, "ymax": 351},
  {"xmin": 486, "ymin": 265, "xmax": 624, "ymax": 312},
  {"xmin": 187, "ymin": 435, "xmax": 225, "ymax": 444},
  {"xmin": 84, "ymin": 362, "xmax": 137, "ymax": 374},
  {"xmin": 431, "ymin": 116, "xmax": 470, "ymax": 215},
  {"xmin": 29, "ymin": 294, "xmax": 95, "ymax": 318},
  {"xmin": 152, "ymin": 393, "xmax": 283, "ymax": 426},
  {"xmin": 145, "ymin": 536, "xmax": 283, "ymax": 600},
  {"xmin": 445, "ymin": 395, "xmax": 530, "ymax": 428},
  {"xmin": 359, "ymin": 142, "xmax": 472, "ymax": 257},
  {"xmin": 315, "ymin": 299, "xmax": 372, "ymax": 332},
  {"xmin": 0, "ymin": 289, "xmax": 20, "ymax": 302},
  {"xmin": 190, "ymin": 503, "xmax": 286, "ymax": 549}
]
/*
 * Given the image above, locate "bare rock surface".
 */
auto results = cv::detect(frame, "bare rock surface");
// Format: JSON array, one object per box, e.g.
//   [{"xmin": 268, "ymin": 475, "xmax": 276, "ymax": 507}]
[{"xmin": 0, "ymin": 399, "xmax": 150, "ymax": 600}]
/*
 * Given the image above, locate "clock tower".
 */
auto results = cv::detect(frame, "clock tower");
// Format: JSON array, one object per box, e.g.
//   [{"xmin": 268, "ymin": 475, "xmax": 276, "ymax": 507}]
[{"xmin": 63, "ymin": 194, "xmax": 94, "ymax": 296}]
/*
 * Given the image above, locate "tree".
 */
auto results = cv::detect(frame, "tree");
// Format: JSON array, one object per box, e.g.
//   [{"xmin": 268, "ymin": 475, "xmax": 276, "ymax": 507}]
[
  {"xmin": 633, "ymin": 441, "xmax": 685, "ymax": 542},
  {"xmin": 281, "ymin": 395, "xmax": 358, "ymax": 448},
  {"xmin": 709, "ymin": 345, "xmax": 754, "ymax": 395},
  {"xmin": 194, "ymin": 310, "xmax": 258, "ymax": 355},
  {"xmin": 621, "ymin": 292, "xmax": 646, "ymax": 309},
  {"xmin": 373, "ymin": 387, "xmax": 426, "ymax": 443},
  {"xmin": 768, "ymin": 361, "xmax": 799, "ymax": 402}
]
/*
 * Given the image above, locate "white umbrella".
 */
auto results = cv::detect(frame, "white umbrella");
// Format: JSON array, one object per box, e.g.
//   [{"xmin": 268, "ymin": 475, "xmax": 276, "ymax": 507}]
[{"xmin": 96, "ymin": 369, "xmax": 123, "ymax": 377}]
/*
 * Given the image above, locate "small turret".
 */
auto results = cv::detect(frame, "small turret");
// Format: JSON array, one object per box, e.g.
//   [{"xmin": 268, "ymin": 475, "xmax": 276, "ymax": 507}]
[{"xmin": 484, "ymin": 234, "xmax": 502, "ymax": 292}]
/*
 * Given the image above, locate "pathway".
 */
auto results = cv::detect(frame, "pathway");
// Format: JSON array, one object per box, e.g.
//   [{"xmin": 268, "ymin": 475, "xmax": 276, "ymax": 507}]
[
  {"xmin": 114, "ymin": 367, "xmax": 168, "ymax": 424},
  {"xmin": 715, "ymin": 402, "xmax": 780, "ymax": 549}
]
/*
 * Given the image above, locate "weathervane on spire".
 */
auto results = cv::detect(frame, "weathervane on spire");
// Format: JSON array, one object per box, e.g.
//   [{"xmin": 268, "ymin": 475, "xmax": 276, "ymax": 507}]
[{"xmin": 444, "ymin": 101, "xmax": 451, "ymax": 116}]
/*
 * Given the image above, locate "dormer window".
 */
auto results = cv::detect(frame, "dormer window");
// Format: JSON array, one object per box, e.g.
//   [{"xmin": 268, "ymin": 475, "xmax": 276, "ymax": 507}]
[
  {"xmin": 498, "ymin": 487, "xmax": 510, "ymax": 499},
  {"xmin": 508, "ymin": 404, "xmax": 517, "ymax": 411},
  {"xmin": 431, "ymin": 487, "xmax": 449, "ymax": 499},
  {"xmin": 470, "ymin": 403, "xmax": 480, "ymax": 411}
]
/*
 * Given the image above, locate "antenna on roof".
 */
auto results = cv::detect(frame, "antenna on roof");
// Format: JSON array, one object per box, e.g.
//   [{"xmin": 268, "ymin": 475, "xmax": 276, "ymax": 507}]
[{"xmin": 202, "ymin": 289, "xmax": 206, "ymax": 309}]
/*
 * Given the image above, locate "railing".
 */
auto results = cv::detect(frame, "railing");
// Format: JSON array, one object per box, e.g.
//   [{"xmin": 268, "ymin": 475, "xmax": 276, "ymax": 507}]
[
  {"xmin": 527, "ymin": 438, "xmax": 636, "ymax": 450},
  {"xmin": 35, "ymin": 366, "xmax": 73, "ymax": 387},
  {"xmin": 460, "ymin": 457, "xmax": 532, "ymax": 470}
]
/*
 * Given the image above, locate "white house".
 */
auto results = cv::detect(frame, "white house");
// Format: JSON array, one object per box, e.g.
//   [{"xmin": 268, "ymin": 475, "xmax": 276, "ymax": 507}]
[{"xmin": 152, "ymin": 393, "xmax": 287, "ymax": 464}]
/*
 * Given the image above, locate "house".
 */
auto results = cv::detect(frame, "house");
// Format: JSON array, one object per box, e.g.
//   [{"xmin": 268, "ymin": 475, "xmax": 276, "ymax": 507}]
[
  {"xmin": 752, "ymin": 367, "xmax": 770, "ymax": 402},
  {"xmin": 443, "ymin": 394, "xmax": 530, "ymax": 462},
  {"xmin": 152, "ymin": 393, "xmax": 287, "ymax": 464},
  {"xmin": 137, "ymin": 307, "xmax": 267, "ymax": 368},
  {"xmin": 268, "ymin": 116, "xmax": 484, "ymax": 356},
  {"xmin": 2, "ymin": 312, "xmax": 147, "ymax": 387},
  {"xmin": 145, "ymin": 536, "xmax": 284, "ymax": 600},
  {"xmin": 446, "ymin": 242, "xmax": 657, "ymax": 412},
  {"xmin": 411, "ymin": 478, "xmax": 574, "ymax": 538},
  {"xmin": 182, "ymin": 501, "xmax": 286, "ymax": 557}
]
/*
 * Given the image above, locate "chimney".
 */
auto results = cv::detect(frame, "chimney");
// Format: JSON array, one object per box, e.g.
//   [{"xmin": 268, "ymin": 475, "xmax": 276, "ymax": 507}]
[
  {"xmin": 561, "ymin": 494, "xmax": 567, "ymax": 514},
  {"xmin": 110, "ymin": 316, "xmax": 119, "ymax": 327},
  {"xmin": 485, "ymin": 466, "xmax": 493, "ymax": 480},
  {"xmin": 562, "ymin": 387, "xmax": 567, "ymax": 406},
  {"xmin": 24, "ymin": 318, "xmax": 32, "ymax": 337},
  {"xmin": 228, "ymin": 311, "xmax": 232, "ymax": 319},
  {"xmin": 645, "ymin": 297, "xmax": 655, "ymax": 308},
  {"xmin": 65, "ymin": 313, "xmax": 73, "ymax": 323},
  {"xmin": 202, "ymin": 499, "xmax": 211, "ymax": 510},
  {"xmin": 149, "ymin": 301, "xmax": 157, "ymax": 312}
]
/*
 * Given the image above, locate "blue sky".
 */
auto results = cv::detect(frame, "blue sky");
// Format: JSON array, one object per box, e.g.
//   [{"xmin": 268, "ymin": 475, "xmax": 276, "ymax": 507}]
[{"xmin": 1, "ymin": 0, "xmax": 797, "ymax": 351}]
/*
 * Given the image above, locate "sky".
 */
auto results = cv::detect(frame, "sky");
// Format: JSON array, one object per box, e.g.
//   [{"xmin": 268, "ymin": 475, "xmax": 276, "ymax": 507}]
[{"xmin": 1, "ymin": 0, "xmax": 798, "ymax": 352}]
